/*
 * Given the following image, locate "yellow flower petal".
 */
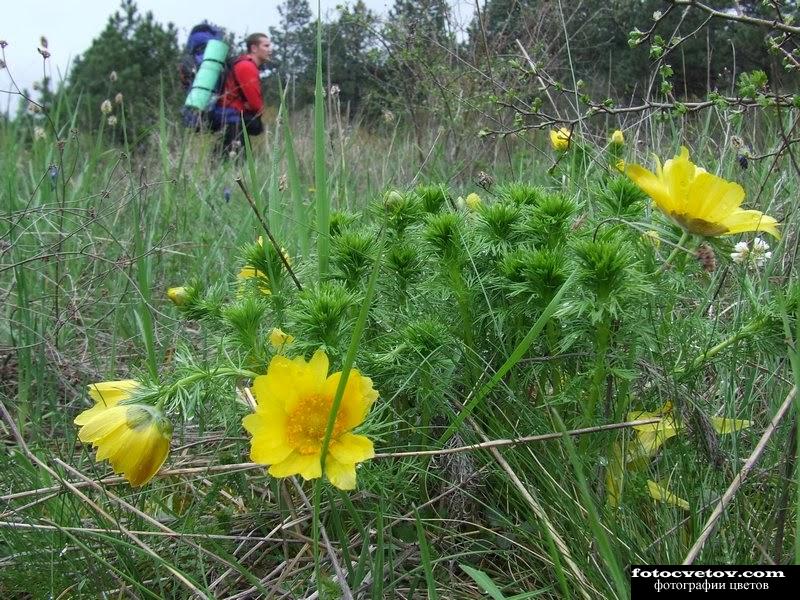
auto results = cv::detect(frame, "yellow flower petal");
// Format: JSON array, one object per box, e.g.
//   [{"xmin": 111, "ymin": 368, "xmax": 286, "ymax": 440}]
[
  {"xmin": 244, "ymin": 412, "xmax": 293, "ymax": 464},
  {"xmin": 268, "ymin": 451, "xmax": 321, "ymax": 480},
  {"xmin": 306, "ymin": 350, "xmax": 330, "ymax": 384},
  {"xmin": 710, "ymin": 416, "xmax": 752, "ymax": 434},
  {"xmin": 718, "ymin": 210, "xmax": 781, "ymax": 239},
  {"xmin": 87, "ymin": 379, "xmax": 139, "ymax": 403},
  {"xmin": 325, "ymin": 457, "xmax": 357, "ymax": 490},
  {"xmin": 238, "ymin": 266, "xmax": 272, "ymax": 295},
  {"xmin": 647, "ymin": 479, "xmax": 690, "ymax": 510},
  {"xmin": 253, "ymin": 359, "xmax": 300, "ymax": 411},
  {"xmin": 114, "ymin": 424, "xmax": 171, "ymax": 487},
  {"xmin": 630, "ymin": 416, "xmax": 679, "ymax": 457},
  {"xmin": 329, "ymin": 433, "xmax": 374, "ymax": 464},
  {"xmin": 77, "ymin": 406, "xmax": 129, "ymax": 442},
  {"xmin": 625, "ymin": 163, "xmax": 674, "ymax": 214},
  {"xmin": 75, "ymin": 380, "xmax": 139, "ymax": 426},
  {"xmin": 323, "ymin": 370, "xmax": 379, "ymax": 430},
  {"xmin": 95, "ymin": 426, "xmax": 134, "ymax": 461}
]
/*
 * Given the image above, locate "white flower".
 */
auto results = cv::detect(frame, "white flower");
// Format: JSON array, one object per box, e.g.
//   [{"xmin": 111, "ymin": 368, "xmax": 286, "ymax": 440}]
[
  {"xmin": 100, "ymin": 99, "xmax": 112, "ymax": 115},
  {"xmin": 730, "ymin": 241, "xmax": 749, "ymax": 264},
  {"xmin": 751, "ymin": 237, "xmax": 772, "ymax": 267},
  {"xmin": 109, "ymin": 70, "xmax": 118, "ymax": 82},
  {"xmin": 731, "ymin": 238, "xmax": 772, "ymax": 268},
  {"xmin": 107, "ymin": 115, "xmax": 118, "ymax": 127},
  {"xmin": 33, "ymin": 126, "xmax": 46, "ymax": 140},
  {"xmin": 114, "ymin": 92, "xmax": 124, "ymax": 104}
]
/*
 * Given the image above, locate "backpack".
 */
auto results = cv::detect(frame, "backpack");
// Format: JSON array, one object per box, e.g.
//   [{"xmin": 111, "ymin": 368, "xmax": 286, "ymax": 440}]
[
  {"xmin": 179, "ymin": 22, "xmax": 225, "ymax": 90},
  {"xmin": 179, "ymin": 22, "xmax": 229, "ymax": 128}
]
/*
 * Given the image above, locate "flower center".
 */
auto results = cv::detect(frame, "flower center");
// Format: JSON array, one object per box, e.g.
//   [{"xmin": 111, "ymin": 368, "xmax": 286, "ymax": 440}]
[
  {"xmin": 286, "ymin": 394, "xmax": 346, "ymax": 455},
  {"xmin": 671, "ymin": 213, "xmax": 727, "ymax": 237}
]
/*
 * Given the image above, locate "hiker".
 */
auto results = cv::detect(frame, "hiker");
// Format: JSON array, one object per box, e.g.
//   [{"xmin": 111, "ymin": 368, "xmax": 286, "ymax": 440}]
[{"xmin": 212, "ymin": 32, "xmax": 272, "ymax": 154}]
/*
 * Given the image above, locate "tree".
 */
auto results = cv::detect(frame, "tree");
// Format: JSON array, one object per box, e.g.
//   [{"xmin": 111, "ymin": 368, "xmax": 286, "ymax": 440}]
[
  {"xmin": 269, "ymin": 0, "xmax": 316, "ymax": 108},
  {"xmin": 66, "ymin": 0, "xmax": 179, "ymax": 140},
  {"xmin": 325, "ymin": 1, "xmax": 383, "ymax": 113}
]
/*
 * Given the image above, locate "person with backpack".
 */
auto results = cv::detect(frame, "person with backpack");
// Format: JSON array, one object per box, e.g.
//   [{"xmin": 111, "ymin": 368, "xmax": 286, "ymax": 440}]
[{"xmin": 212, "ymin": 32, "xmax": 272, "ymax": 155}]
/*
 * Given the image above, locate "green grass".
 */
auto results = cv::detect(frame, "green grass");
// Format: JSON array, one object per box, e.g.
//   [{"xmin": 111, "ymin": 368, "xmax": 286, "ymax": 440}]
[{"xmin": 1, "ymin": 75, "xmax": 799, "ymax": 600}]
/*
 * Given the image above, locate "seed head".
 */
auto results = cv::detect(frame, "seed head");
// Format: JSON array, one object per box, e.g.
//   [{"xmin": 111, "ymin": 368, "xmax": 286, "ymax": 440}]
[
  {"xmin": 39, "ymin": 36, "xmax": 48, "ymax": 49},
  {"xmin": 100, "ymin": 99, "xmax": 112, "ymax": 114},
  {"xmin": 695, "ymin": 243, "xmax": 716, "ymax": 273},
  {"xmin": 107, "ymin": 115, "xmax": 118, "ymax": 127},
  {"xmin": 114, "ymin": 92, "xmax": 123, "ymax": 104},
  {"xmin": 476, "ymin": 170, "xmax": 494, "ymax": 190},
  {"xmin": 109, "ymin": 70, "xmax": 118, "ymax": 82},
  {"xmin": 33, "ymin": 126, "xmax": 46, "ymax": 141},
  {"xmin": 37, "ymin": 47, "xmax": 50, "ymax": 59}
]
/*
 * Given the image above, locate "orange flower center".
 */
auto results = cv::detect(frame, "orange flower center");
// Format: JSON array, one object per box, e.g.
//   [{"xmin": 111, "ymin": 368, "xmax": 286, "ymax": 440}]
[{"xmin": 286, "ymin": 394, "xmax": 346, "ymax": 455}]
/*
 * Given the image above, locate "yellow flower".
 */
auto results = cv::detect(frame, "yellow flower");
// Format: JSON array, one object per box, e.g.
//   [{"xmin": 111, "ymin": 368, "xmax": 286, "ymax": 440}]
[
  {"xmin": 647, "ymin": 479, "xmax": 690, "ymax": 510},
  {"xmin": 611, "ymin": 129, "xmax": 624, "ymax": 146},
  {"xmin": 628, "ymin": 403, "xmax": 680, "ymax": 458},
  {"xmin": 166, "ymin": 286, "xmax": 188, "ymax": 306},
  {"xmin": 75, "ymin": 383, "xmax": 172, "ymax": 487},
  {"xmin": 710, "ymin": 416, "xmax": 752, "ymax": 434},
  {"xmin": 243, "ymin": 350, "xmax": 378, "ymax": 490},
  {"xmin": 549, "ymin": 127, "xmax": 571, "ymax": 151},
  {"xmin": 465, "ymin": 192, "xmax": 482, "ymax": 211},
  {"xmin": 625, "ymin": 147, "xmax": 780, "ymax": 238},
  {"xmin": 269, "ymin": 327, "xmax": 295, "ymax": 351},
  {"xmin": 74, "ymin": 380, "xmax": 140, "ymax": 426},
  {"xmin": 238, "ymin": 266, "xmax": 272, "ymax": 295}
]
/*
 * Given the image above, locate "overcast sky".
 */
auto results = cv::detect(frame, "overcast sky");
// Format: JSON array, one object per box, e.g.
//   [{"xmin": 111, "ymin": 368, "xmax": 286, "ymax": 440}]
[{"xmin": 1, "ymin": 0, "xmax": 475, "ymax": 98}]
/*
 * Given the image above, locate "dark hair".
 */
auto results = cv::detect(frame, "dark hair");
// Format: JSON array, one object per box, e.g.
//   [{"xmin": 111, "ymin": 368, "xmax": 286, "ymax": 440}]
[{"xmin": 245, "ymin": 33, "xmax": 268, "ymax": 53}]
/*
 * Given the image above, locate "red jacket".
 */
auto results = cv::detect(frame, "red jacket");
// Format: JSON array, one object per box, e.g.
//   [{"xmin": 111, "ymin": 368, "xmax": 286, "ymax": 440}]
[{"xmin": 217, "ymin": 55, "xmax": 263, "ymax": 115}]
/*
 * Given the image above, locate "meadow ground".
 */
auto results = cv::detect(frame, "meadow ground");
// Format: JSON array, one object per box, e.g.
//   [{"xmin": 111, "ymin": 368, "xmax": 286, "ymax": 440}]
[{"xmin": 1, "ymin": 94, "xmax": 799, "ymax": 599}]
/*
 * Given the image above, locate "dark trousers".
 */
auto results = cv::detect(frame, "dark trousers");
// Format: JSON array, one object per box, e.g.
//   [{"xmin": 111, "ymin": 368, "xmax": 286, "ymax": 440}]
[{"xmin": 220, "ymin": 113, "xmax": 264, "ymax": 156}]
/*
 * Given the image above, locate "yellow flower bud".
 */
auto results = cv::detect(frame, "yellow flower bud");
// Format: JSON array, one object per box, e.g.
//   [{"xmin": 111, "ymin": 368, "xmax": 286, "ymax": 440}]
[
  {"xmin": 465, "ymin": 192, "xmax": 482, "ymax": 211},
  {"xmin": 611, "ymin": 129, "xmax": 624, "ymax": 146},
  {"xmin": 549, "ymin": 127, "xmax": 571, "ymax": 152},
  {"xmin": 166, "ymin": 286, "xmax": 189, "ymax": 306},
  {"xmin": 269, "ymin": 327, "xmax": 295, "ymax": 351}
]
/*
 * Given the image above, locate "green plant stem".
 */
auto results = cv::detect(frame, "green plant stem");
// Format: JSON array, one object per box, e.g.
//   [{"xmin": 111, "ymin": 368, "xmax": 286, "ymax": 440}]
[
  {"xmin": 660, "ymin": 230, "xmax": 690, "ymax": 272},
  {"xmin": 679, "ymin": 320, "xmax": 760, "ymax": 374},
  {"xmin": 546, "ymin": 320, "xmax": 562, "ymax": 396},
  {"xmin": 585, "ymin": 319, "xmax": 611, "ymax": 427}
]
